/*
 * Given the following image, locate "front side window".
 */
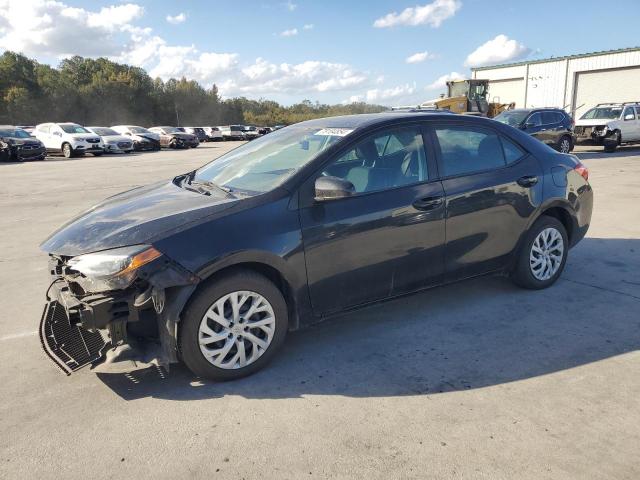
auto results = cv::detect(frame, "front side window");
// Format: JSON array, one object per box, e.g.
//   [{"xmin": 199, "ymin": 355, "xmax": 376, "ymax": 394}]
[
  {"xmin": 434, "ymin": 126, "xmax": 507, "ymax": 177},
  {"xmin": 526, "ymin": 112, "xmax": 542, "ymax": 127},
  {"xmin": 322, "ymin": 126, "xmax": 428, "ymax": 194},
  {"xmin": 623, "ymin": 107, "xmax": 636, "ymax": 120}
]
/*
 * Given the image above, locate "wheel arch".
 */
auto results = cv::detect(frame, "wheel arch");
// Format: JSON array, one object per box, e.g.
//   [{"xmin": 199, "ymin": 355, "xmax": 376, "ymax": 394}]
[{"xmin": 182, "ymin": 251, "xmax": 309, "ymax": 332}]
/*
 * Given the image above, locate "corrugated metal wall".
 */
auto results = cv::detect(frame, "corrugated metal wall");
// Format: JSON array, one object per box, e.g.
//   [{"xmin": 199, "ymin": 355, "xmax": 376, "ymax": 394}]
[{"xmin": 472, "ymin": 49, "xmax": 640, "ymax": 116}]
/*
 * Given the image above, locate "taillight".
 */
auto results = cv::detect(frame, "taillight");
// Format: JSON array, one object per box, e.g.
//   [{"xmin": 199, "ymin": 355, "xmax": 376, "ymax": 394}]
[{"xmin": 574, "ymin": 163, "xmax": 589, "ymax": 181}]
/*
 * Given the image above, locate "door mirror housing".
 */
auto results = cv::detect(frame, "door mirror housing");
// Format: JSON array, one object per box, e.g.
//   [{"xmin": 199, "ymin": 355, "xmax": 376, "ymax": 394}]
[
  {"xmin": 524, "ymin": 122, "xmax": 535, "ymax": 129},
  {"xmin": 624, "ymin": 113, "xmax": 635, "ymax": 121},
  {"xmin": 314, "ymin": 176, "xmax": 355, "ymax": 202}
]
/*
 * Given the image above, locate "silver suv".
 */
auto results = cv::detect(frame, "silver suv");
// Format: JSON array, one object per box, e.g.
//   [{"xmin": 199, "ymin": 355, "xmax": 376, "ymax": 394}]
[{"xmin": 574, "ymin": 102, "xmax": 640, "ymax": 152}]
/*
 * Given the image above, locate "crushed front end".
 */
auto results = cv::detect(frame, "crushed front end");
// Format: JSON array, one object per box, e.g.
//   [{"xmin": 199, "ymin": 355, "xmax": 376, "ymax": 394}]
[
  {"xmin": 573, "ymin": 124, "xmax": 613, "ymax": 145},
  {"xmin": 40, "ymin": 246, "xmax": 199, "ymax": 375}
]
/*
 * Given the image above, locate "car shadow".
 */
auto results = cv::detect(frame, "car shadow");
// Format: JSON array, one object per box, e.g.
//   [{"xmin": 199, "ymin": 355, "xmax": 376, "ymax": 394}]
[
  {"xmin": 575, "ymin": 145, "xmax": 640, "ymax": 160},
  {"xmin": 97, "ymin": 237, "xmax": 640, "ymax": 401}
]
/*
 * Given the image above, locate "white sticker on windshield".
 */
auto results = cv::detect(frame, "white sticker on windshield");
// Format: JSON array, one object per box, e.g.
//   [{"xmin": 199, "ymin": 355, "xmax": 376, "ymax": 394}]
[{"xmin": 315, "ymin": 128, "xmax": 354, "ymax": 137}]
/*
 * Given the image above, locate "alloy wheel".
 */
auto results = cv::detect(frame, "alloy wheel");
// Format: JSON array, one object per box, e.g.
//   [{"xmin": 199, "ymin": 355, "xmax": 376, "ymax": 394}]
[
  {"xmin": 559, "ymin": 138, "xmax": 571, "ymax": 153},
  {"xmin": 198, "ymin": 291, "xmax": 276, "ymax": 369},
  {"xmin": 529, "ymin": 227, "xmax": 564, "ymax": 281}
]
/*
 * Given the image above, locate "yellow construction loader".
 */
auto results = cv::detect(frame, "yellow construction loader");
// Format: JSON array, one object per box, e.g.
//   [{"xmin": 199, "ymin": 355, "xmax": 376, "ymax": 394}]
[{"xmin": 417, "ymin": 79, "xmax": 514, "ymax": 118}]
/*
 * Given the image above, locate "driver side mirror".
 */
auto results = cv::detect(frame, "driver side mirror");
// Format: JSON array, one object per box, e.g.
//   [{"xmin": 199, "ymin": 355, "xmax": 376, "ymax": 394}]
[
  {"xmin": 524, "ymin": 122, "xmax": 535, "ymax": 129},
  {"xmin": 624, "ymin": 113, "xmax": 635, "ymax": 121},
  {"xmin": 315, "ymin": 176, "xmax": 355, "ymax": 202}
]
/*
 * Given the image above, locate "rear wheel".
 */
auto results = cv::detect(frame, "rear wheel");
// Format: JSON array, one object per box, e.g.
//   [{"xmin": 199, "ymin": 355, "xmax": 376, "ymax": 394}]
[
  {"xmin": 511, "ymin": 216, "xmax": 568, "ymax": 289},
  {"xmin": 179, "ymin": 271, "xmax": 288, "ymax": 381},
  {"xmin": 62, "ymin": 142, "xmax": 73, "ymax": 158},
  {"xmin": 557, "ymin": 135, "xmax": 572, "ymax": 153}
]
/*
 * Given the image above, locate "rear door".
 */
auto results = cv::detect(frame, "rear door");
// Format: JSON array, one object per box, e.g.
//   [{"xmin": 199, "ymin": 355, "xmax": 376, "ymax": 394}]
[
  {"xmin": 299, "ymin": 124, "xmax": 446, "ymax": 315},
  {"xmin": 431, "ymin": 123, "xmax": 543, "ymax": 280}
]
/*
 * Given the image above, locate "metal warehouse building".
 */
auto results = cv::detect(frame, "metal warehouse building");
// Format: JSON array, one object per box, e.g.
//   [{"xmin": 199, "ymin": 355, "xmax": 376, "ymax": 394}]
[{"xmin": 471, "ymin": 47, "xmax": 640, "ymax": 119}]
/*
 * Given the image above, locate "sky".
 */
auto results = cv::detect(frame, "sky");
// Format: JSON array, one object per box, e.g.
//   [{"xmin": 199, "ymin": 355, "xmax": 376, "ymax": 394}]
[{"xmin": 0, "ymin": 0, "xmax": 638, "ymax": 106}]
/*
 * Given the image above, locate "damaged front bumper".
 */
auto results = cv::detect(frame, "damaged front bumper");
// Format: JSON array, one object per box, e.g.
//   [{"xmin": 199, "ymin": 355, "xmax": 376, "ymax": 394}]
[
  {"xmin": 39, "ymin": 253, "xmax": 199, "ymax": 375},
  {"xmin": 573, "ymin": 125, "xmax": 613, "ymax": 144}
]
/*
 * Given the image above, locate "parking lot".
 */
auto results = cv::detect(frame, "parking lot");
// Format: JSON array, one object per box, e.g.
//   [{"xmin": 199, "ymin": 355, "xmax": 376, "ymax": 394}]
[{"xmin": 1, "ymin": 142, "xmax": 639, "ymax": 479}]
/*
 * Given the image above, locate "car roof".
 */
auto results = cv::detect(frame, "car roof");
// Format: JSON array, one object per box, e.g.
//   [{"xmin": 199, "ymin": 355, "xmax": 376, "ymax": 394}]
[{"xmin": 295, "ymin": 112, "xmax": 493, "ymax": 130}]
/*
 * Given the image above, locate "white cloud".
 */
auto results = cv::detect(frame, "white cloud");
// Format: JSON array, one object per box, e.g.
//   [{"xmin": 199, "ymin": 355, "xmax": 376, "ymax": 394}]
[
  {"xmin": 374, "ymin": 0, "xmax": 461, "ymax": 28},
  {"xmin": 464, "ymin": 34, "xmax": 530, "ymax": 67},
  {"xmin": 346, "ymin": 83, "xmax": 417, "ymax": 104},
  {"xmin": 303, "ymin": 24, "xmax": 314, "ymax": 30},
  {"xmin": 405, "ymin": 51, "xmax": 436, "ymax": 64},
  {"xmin": 0, "ymin": 0, "xmax": 144, "ymax": 57},
  {"xmin": 426, "ymin": 71, "xmax": 464, "ymax": 90},
  {"xmin": 0, "ymin": 0, "xmax": 375, "ymax": 102},
  {"xmin": 283, "ymin": 0, "xmax": 297, "ymax": 11},
  {"xmin": 280, "ymin": 28, "xmax": 298, "ymax": 37},
  {"xmin": 166, "ymin": 13, "xmax": 186, "ymax": 24}
]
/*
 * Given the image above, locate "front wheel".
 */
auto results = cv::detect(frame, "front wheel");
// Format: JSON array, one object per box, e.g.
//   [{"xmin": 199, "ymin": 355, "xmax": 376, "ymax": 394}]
[
  {"xmin": 604, "ymin": 131, "xmax": 620, "ymax": 153},
  {"xmin": 511, "ymin": 216, "xmax": 568, "ymax": 289},
  {"xmin": 179, "ymin": 271, "xmax": 288, "ymax": 381},
  {"xmin": 62, "ymin": 142, "xmax": 73, "ymax": 158}
]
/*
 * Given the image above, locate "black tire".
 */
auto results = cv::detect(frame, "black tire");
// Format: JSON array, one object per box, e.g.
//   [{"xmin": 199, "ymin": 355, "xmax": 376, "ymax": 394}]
[
  {"xmin": 92, "ymin": 152, "xmax": 103, "ymax": 157},
  {"xmin": 604, "ymin": 131, "xmax": 619, "ymax": 153},
  {"xmin": 62, "ymin": 142, "xmax": 73, "ymax": 158},
  {"xmin": 511, "ymin": 215, "xmax": 568, "ymax": 290},
  {"xmin": 557, "ymin": 135, "xmax": 572, "ymax": 154},
  {"xmin": 179, "ymin": 270, "xmax": 288, "ymax": 381}
]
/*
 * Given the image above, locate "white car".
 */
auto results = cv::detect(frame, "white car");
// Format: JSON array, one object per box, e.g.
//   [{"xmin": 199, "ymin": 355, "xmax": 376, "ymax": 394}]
[
  {"xmin": 87, "ymin": 127, "xmax": 133, "ymax": 154},
  {"xmin": 34, "ymin": 122, "xmax": 104, "ymax": 158},
  {"xmin": 241, "ymin": 125, "xmax": 261, "ymax": 140},
  {"xmin": 575, "ymin": 102, "xmax": 640, "ymax": 152},
  {"xmin": 218, "ymin": 125, "xmax": 245, "ymax": 141},
  {"xmin": 202, "ymin": 126, "xmax": 223, "ymax": 141},
  {"xmin": 110, "ymin": 125, "xmax": 161, "ymax": 151}
]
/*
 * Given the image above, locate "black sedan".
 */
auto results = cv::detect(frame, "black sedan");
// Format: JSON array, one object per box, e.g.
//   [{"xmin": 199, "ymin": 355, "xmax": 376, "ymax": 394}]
[
  {"xmin": 0, "ymin": 126, "xmax": 46, "ymax": 161},
  {"xmin": 39, "ymin": 113, "xmax": 593, "ymax": 380}
]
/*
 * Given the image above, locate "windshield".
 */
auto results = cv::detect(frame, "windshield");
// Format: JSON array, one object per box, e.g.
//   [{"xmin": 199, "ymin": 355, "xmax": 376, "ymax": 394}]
[
  {"xmin": 163, "ymin": 127, "xmax": 181, "ymax": 133},
  {"xmin": 91, "ymin": 127, "xmax": 119, "ymax": 136},
  {"xmin": 129, "ymin": 126, "xmax": 150, "ymax": 134},
  {"xmin": 581, "ymin": 107, "xmax": 622, "ymax": 120},
  {"xmin": 230, "ymin": 125, "xmax": 243, "ymax": 131},
  {"xmin": 60, "ymin": 124, "xmax": 90, "ymax": 134},
  {"xmin": 0, "ymin": 128, "xmax": 31, "ymax": 138},
  {"xmin": 493, "ymin": 111, "xmax": 529, "ymax": 127},
  {"xmin": 192, "ymin": 126, "xmax": 351, "ymax": 194}
]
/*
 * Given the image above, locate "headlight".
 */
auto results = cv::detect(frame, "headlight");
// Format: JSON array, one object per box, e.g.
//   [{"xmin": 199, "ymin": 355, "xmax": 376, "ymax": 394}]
[{"xmin": 67, "ymin": 245, "xmax": 162, "ymax": 292}]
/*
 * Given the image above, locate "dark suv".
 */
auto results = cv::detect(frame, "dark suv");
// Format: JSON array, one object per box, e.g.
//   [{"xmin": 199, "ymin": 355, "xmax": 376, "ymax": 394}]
[
  {"xmin": 493, "ymin": 108, "xmax": 576, "ymax": 153},
  {"xmin": 39, "ymin": 113, "xmax": 592, "ymax": 381}
]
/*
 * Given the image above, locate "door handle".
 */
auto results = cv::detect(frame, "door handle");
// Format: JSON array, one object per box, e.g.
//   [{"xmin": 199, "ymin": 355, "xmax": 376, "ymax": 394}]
[
  {"xmin": 413, "ymin": 196, "xmax": 444, "ymax": 211},
  {"xmin": 517, "ymin": 175, "xmax": 539, "ymax": 188}
]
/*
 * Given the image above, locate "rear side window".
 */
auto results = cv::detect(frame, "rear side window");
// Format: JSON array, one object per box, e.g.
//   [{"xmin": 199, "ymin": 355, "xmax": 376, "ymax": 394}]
[
  {"xmin": 542, "ymin": 111, "xmax": 562, "ymax": 124},
  {"xmin": 434, "ymin": 126, "xmax": 506, "ymax": 176},
  {"xmin": 501, "ymin": 136, "xmax": 525, "ymax": 164}
]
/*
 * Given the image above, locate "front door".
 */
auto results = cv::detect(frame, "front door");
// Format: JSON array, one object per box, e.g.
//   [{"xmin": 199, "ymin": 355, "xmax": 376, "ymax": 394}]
[
  {"xmin": 431, "ymin": 124, "xmax": 543, "ymax": 280},
  {"xmin": 299, "ymin": 125, "xmax": 446, "ymax": 316}
]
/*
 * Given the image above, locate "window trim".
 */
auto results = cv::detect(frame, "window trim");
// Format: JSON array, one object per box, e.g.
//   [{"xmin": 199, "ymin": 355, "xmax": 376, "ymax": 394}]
[{"xmin": 429, "ymin": 123, "xmax": 528, "ymax": 180}]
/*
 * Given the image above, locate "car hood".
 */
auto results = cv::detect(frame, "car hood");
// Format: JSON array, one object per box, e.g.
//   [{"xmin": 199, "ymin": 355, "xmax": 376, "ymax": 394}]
[
  {"xmin": 101, "ymin": 134, "xmax": 132, "ymax": 143},
  {"xmin": 71, "ymin": 133, "xmax": 101, "ymax": 140},
  {"xmin": 170, "ymin": 133, "xmax": 197, "ymax": 140},
  {"xmin": 135, "ymin": 132, "xmax": 160, "ymax": 141},
  {"xmin": 575, "ymin": 118, "xmax": 612, "ymax": 127},
  {"xmin": 40, "ymin": 180, "xmax": 238, "ymax": 256},
  {"xmin": 1, "ymin": 137, "xmax": 41, "ymax": 145}
]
